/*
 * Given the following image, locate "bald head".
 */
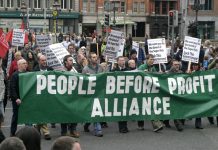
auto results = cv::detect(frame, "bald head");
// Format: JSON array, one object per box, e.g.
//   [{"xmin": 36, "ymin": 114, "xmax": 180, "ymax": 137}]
[
  {"xmin": 17, "ymin": 59, "xmax": 27, "ymax": 72},
  {"xmin": 128, "ymin": 59, "xmax": 136, "ymax": 69},
  {"xmin": 39, "ymin": 55, "xmax": 47, "ymax": 67}
]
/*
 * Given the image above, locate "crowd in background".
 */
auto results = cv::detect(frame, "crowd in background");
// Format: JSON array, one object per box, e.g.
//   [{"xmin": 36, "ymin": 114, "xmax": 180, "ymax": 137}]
[{"xmin": 1, "ymin": 31, "xmax": 218, "ymax": 149}]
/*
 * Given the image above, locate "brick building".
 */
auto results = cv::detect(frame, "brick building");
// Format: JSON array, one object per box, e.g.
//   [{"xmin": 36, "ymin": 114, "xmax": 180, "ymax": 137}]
[
  {"xmin": 80, "ymin": 0, "xmax": 148, "ymax": 37},
  {"xmin": 186, "ymin": 0, "xmax": 218, "ymax": 40}
]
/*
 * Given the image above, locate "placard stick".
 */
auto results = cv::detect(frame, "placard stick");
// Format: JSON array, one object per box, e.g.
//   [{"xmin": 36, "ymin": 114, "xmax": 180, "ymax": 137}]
[
  {"xmin": 159, "ymin": 63, "xmax": 162, "ymax": 72},
  {"xmin": 187, "ymin": 61, "xmax": 191, "ymax": 73}
]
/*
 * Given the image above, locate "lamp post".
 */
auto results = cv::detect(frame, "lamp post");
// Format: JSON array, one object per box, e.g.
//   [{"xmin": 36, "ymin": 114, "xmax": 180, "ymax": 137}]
[
  {"xmin": 189, "ymin": 0, "xmax": 205, "ymax": 38},
  {"xmin": 53, "ymin": 0, "xmax": 61, "ymax": 43},
  {"xmin": 123, "ymin": 2, "xmax": 127, "ymax": 38},
  {"xmin": 21, "ymin": 1, "xmax": 27, "ymax": 29},
  {"xmin": 113, "ymin": 1, "xmax": 116, "ymax": 26}
]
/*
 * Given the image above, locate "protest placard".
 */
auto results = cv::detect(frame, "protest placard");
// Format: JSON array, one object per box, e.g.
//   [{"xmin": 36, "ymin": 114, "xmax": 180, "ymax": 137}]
[
  {"xmin": 105, "ymin": 30, "xmax": 125, "ymax": 61},
  {"xmin": 35, "ymin": 35, "xmax": 52, "ymax": 54},
  {"xmin": 148, "ymin": 38, "xmax": 167, "ymax": 64},
  {"xmin": 12, "ymin": 29, "xmax": 25, "ymax": 46},
  {"xmin": 46, "ymin": 43, "xmax": 69, "ymax": 70},
  {"xmin": 132, "ymin": 41, "xmax": 139, "ymax": 58},
  {"xmin": 182, "ymin": 36, "xmax": 201, "ymax": 63}
]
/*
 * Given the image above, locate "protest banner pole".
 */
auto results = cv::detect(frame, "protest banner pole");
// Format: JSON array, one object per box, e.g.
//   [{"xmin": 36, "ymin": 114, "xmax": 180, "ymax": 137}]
[
  {"xmin": 159, "ymin": 63, "xmax": 162, "ymax": 72},
  {"xmin": 111, "ymin": 59, "xmax": 115, "ymax": 70},
  {"xmin": 105, "ymin": 55, "xmax": 108, "ymax": 64},
  {"xmin": 187, "ymin": 61, "xmax": 191, "ymax": 72}
]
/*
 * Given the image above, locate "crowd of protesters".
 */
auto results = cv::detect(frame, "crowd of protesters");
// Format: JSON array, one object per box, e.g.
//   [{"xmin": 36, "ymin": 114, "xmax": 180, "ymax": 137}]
[{"xmin": 1, "ymin": 31, "xmax": 218, "ymax": 149}]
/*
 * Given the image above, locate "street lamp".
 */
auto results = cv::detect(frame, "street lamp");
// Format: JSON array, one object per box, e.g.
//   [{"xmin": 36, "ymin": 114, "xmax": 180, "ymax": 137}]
[
  {"xmin": 52, "ymin": 0, "xmax": 61, "ymax": 42},
  {"xmin": 189, "ymin": 0, "xmax": 205, "ymax": 37},
  {"xmin": 113, "ymin": 1, "xmax": 116, "ymax": 26},
  {"xmin": 21, "ymin": 1, "xmax": 27, "ymax": 29}
]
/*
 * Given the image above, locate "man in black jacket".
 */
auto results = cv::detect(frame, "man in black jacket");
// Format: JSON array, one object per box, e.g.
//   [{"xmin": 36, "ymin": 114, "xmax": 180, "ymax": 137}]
[
  {"xmin": 33, "ymin": 55, "xmax": 53, "ymax": 140},
  {"xmin": 10, "ymin": 59, "xmax": 27, "ymax": 136},
  {"xmin": 112, "ymin": 56, "xmax": 129, "ymax": 133}
]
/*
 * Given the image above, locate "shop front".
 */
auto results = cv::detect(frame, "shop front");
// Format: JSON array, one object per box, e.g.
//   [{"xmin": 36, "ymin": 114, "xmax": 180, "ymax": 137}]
[{"xmin": 0, "ymin": 10, "xmax": 81, "ymax": 34}]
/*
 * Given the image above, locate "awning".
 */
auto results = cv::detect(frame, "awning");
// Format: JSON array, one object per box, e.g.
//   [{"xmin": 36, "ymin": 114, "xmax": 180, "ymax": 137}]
[{"xmin": 100, "ymin": 20, "xmax": 135, "ymax": 25}]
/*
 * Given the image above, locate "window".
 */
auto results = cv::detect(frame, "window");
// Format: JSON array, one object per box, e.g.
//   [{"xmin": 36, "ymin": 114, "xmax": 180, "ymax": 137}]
[
  {"xmin": 203, "ymin": 0, "xmax": 213, "ymax": 10},
  {"xmin": 121, "ymin": 2, "xmax": 125, "ymax": 12},
  {"xmin": 90, "ymin": 0, "xmax": 96, "ymax": 13},
  {"xmin": 110, "ymin": 1, "xmax": 119, "ymax": 12},
  {"xmin": 155, "ymin": 1, "xmax": 160, "ymax": 14},
  {"xmin": 104, "ymin": 0, "xmax": 109, "ymax": 11},
  {"xmin": 133, "ymin": 2, "xmax": 137, "ymax": 13},
  {"xmin": 83, "ymin": 0, "xmax": 88, "ymax": 12},
  {"xmin": 162, "ymin": 1, "xmax": 167, "ymax": 14},
  {"xmin": 0, "ymin": 0, "xmax": 3, "ymax": 7},
  {"xmin": 34, "ymin": 0, "xmax": 41, "ymax": 9},
  {"xmin": 61, "ymin": 0, "xmax": 67, "ymax": 9},
  {"xmin": 169, "ymin": 1, "xmax": 176, "ymax": 11},
  {"xmin": 17, "ymin": 0, "xmax": 21, "ymax": 7},
  {"xmin": 6, "ymin": 0, "xmax": 14, "ymax": 8},
  {"xmin": 70, "ymin": 0, "xmax": 75, "ymax": 10},
  {"xmin": 140, "ymin": 2, "xmax": 145, "ymax": 13}
]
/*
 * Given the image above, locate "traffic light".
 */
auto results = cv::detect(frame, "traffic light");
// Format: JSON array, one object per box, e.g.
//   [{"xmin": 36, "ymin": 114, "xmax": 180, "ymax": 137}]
[
  {"xmin": 104, "ymin": 14, "xmax": 110, "ymax": 26},
  {"xmin": 169, "ymin": 11, "xmax": 174, "ymax": 26}
]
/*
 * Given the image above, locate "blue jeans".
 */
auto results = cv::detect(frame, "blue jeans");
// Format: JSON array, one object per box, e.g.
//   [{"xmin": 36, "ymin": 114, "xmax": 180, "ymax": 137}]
[{"xmin": 94, "ymin": 122, "xmax": 102, "ymax": 133}]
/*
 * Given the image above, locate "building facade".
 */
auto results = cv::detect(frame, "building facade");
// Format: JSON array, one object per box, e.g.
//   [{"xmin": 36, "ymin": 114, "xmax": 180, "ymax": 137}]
[
  {"xmin": 185, "ymin": 0, "xmax": 218, "ymax": 40},
  {"xmin": 79, "ymin": 0, "xmax": 182, "ymax": 38},
  {"xmin": 147, "ymin": 0, "xmax": 180, "ymax": 39},
  {"xmin": 80, "ymin": 0, "xmax": 148, "ymax": 37},
  {"xmin": 0, "ymin": 0, "xmax": 81, "ymax": 34}
]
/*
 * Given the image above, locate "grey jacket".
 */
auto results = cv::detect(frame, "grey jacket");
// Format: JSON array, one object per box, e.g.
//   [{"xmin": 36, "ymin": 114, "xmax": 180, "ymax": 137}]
[
  {"xmin": 0, "ymin": 70, "xmax": 5, "ymax": 101},
  {"xmin": 82, "ymin": 64, "xmax": 104, "ymax": 75}
]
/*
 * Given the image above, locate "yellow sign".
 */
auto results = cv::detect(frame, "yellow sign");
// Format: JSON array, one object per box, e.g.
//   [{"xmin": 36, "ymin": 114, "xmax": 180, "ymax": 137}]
[{"xmin": 52, "ymin": 10, "xmax": 58, "ymax": 17}]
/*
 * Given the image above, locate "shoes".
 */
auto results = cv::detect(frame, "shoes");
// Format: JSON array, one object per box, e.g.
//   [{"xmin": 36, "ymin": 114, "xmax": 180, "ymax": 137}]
[
  {"xmin": 84, "ymin": 125, "xmax": 90, "ymax": 132},
  {"xmin": 44, "ymin": 134, "xmax": 51, "ymax": 140},
  {"xmin": 153, "ymin": 126, "xmax": 163, "ymax": 132},
  {"xmin": 163, "ymin": 120, "xmax": 171, "ymax": 128},
  {"xmin": 119, "ymin": 128, "xmax": 129, "ymax": 133},
  {"xmin": 195, "ymin": 126, "xmax": 203, "ymax": 129},
  {"xmin": 208, "ymin": 117, "xmax": 214, "ymax": 125},
  {"xmin": 69, "ymin": 131, "xmax": 80, "ymax": 138},
  {"xmin": 137, "ymin": 126, "xmax": 144, "ymax": 130},
  {"xmin": 175, "ymin": 124, "xmax": 183, "ymax": 132},
  {"xmin": 94, "ymin": 131, "xmax": 103, "ymax": 137}
]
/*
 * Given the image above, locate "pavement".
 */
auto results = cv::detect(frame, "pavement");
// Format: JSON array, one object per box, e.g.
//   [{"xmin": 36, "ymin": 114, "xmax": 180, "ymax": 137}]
[{"xmin": 2, "ymin": 102, "xmax": 218, "ymax": 150}]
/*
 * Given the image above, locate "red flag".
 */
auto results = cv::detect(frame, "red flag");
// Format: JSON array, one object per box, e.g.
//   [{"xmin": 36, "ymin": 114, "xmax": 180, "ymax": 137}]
[
  {"xmin": 24, "ymin": 32, "xmax": 28, "ymax": 44},
  {"xmin": 0, "ymin": 29, "xmax": 9, "ymax": 58},
  {"xmin": 5, "ymin": 29, "xmax": 13, "ymax": 42},
  {"xmin": 20, "ymin": 20, "xmax": 25, "ymax": 29}
]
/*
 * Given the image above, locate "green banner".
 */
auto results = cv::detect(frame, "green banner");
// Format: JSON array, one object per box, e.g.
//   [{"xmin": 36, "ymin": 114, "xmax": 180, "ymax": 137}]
[{"xmin": 18, "ymin": 70, "xmax": 218, "ymax": 124}]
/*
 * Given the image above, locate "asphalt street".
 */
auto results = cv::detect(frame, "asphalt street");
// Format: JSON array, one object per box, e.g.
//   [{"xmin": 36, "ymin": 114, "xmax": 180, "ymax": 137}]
[{"xmin": 2, "ymin": 102, "xmax": 218, "ymax": 150}]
